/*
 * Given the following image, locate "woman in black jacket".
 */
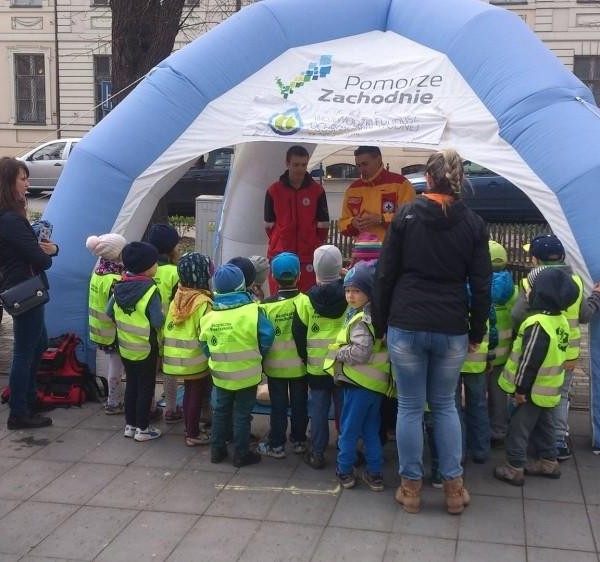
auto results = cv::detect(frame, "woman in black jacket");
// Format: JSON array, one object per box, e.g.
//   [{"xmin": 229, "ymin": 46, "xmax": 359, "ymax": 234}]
[
  {"xmin": 373, "ymin": 150, "xmax": 491, "ymax": 515},
  {"xmin": 0, "ymin": 157, "xmax": 58, "ymax": 429}
]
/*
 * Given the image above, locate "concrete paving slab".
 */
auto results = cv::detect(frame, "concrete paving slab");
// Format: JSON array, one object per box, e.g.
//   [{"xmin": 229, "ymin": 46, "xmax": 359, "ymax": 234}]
[
  {"xmin": 30, "ymin": 505, "xmax": 137, "ymax": 560},
  {"xmin": 94, "ymin": 510, "xmax": 198, "ymax": 562},
  {"xmin": 393, "ymin": 487, "xmax": 460, "ymax": 540},
  {"xmin": 30, "ymin": 428, "xmax": 114, "ymax": 463},
  {"xmin": 237, "ymin": 449, "xmax": 302, "ymax": 480},
  {"xmin": 455, "ymin": 540, "xmax": 526, "ymax": 562},
  {"xmin": 86, "ymin": 465, "xmax": 175, "ymax": 510},
  {"xmin": 573, "ymin": 437, "xmax": 600, "ymax": 468},
  {"xmin": 205, "ymin": 473, "xmax": 286, "ymax": 520},
  {"xmin": 458, "ymin": 496, "xmax": 525, "ymax": 545},
  {"xmin": 291, "ymin": 451, "xmax": 340, "ymax": 484},
  {"xmin": 329, "ymin": 487, "xmax": 398, "ymax": 532},
  {"xmin": 0, "ymin": 457, "xmax": 22, "ymax": 472},
  {"xmin": 0, "ymin": 459, "xmax": 72, "ymax": 501},
  {"xmin": 31, "ymin": 462, "xmax": 123, "ymax": 505},
  {"xmin": 463, "ymin": 461, "xmax": 523, "ymax": 498},
  {"xmin": 266, "ymin": 478, "xmax": 340, "ymax": 526},
  {"xmin": 182, "ymin": 446, "xmax": 239, "ymax": 474},
  {"xmin": 0, "ymin": 501, "xmax": 78, "ymax": 556},
  {"xmin": 527, "ymin": 546, "xmax": 599, "ymax": 562},
  {"xmin": 569, "ymin": 410, "xmax": 592, "ymax": 437},
  {"xmin": 0, "ymin": 426, "xmax": 67, "ymax": 459},
  {"xmin": 522, "ymin": 461, "xmax": 584, "ymax": 503},
  {"xmin": 131, "ymin": 434, "xmax": 199, "ymax": 470},
  {"xmin": 45, "ymin": 404, "xmax": 99, "ymax": 428},
  {"xmin": 81, "ymin": 431, "xmax": 148, "ymax": 466},
  {"xmin": 311, "ymin": 527, "xmax": 389, "ymax": 562},
  {"xmin": 581, "ymin": 504, "xmax": 600, "ymax": 549},
  {"xmin": 524, "ymin": 499, "xmax": 596, "ymax": 552},
  {"xmin": 384, "ymin": 533, "xmax": 456, "ymax": 562},
  {"xmin": 76, "ymin": 408, "xmax": 127, "ymax": 431},
  {"xmin": 19, "ymin": 557, "xmax": 85, "ymax": 562},
  {"xmin": 238, "ymin": 521, "xmax": 322, "ymax": 562},
  {"xmin": 0, "ymin": 554, "xmax": 20, "ymax": 562},
  {"xmin": 148, "ymin": 469, "xmax": 231, "ymax": 515},
  {"xmin": 0, "ymin": 499, "xmax": 19, "ymax": 520},
  {"xmin": 166, "ymin": 515, "xmax": 260, "ymax": 562}
]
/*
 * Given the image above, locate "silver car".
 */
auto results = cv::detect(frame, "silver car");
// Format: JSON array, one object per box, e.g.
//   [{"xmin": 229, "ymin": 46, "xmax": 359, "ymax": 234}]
[{"xmin": 18, "ymin": 138, "xmax": 81, "ymax": 194}]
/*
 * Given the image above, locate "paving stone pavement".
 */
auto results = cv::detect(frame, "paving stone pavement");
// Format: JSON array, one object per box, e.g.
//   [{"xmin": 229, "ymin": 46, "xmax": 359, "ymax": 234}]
[{"xmin": 1, "ymin": 318, "xmax": 599, "ymax": 560}]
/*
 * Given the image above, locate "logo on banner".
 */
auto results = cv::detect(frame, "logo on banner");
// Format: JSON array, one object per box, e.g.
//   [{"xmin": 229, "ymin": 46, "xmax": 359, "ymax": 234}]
[
  {"xmin": 269, "ymin": 107, "xmax": 303, "ymax": 136},
  {"xmin": 275, "ymin": 55, "xmax": 333, "ymax": 99}
]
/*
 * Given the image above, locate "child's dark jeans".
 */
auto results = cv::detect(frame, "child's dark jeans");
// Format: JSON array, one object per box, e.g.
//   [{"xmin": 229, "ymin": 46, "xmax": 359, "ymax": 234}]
[
  {"xmin": 267, "ymin": 376, "xmax": 308, "ymax": 447},
  {"xmin": 122, "ymin": 347, "xmax": 158, "ymax": 429}
]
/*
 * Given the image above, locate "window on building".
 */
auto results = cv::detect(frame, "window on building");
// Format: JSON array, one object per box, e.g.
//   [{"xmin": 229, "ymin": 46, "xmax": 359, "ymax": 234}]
[
  {"xmin": 94, "ymin": 55, "xmax": 112, "ymax": 124},
  {"xmin": 14, "ymin": 54, "xmax": 46, "ymax": 124},
  {"xmin": 574, "ymin": 56, "xmax": 600, "ymax": 105},
  {"xmin": 91, "ymin": 0, "xmax": 110, "ymax": 6},
  {"xmin": 11, "ymin": 0, "xmax": 43, "ymax": 7}
]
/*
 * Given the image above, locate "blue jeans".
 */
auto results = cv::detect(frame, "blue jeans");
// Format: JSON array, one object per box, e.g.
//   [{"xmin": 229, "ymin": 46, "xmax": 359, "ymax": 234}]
[
  {"xmin": 337, "ymin": 386, "xmax": 383, "ymax": 475},
  {"xmin": 9, "ymin": 304, "xmax": 47, "ymax": 418},
  {"xmin": 388, "ymin": 327, "xmax": 468, "ymax": 480},
  {"xmin": 551, "ymin": 367, "xmax": 574, "ymax": 443},
  {"xmin": 309, "ymin": 387, "xmax": 333, "ymax": 455},
  {"xmin": 267, "ymin": 376, "xmax": 308, "ymax": 447},
  {"xmin": 457, "ymin": 373, "xmax": 490, "ymax": 461},
  {"xmin": 211, "ymin": 385, "xmax": 257, "ymax": 458}
]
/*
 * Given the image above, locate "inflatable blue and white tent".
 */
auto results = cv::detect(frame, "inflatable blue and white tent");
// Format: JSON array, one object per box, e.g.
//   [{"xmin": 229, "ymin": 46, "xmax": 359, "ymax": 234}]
[{"xmin": 43, "ymin": 0, "xmax": 600, "ymax": 438}]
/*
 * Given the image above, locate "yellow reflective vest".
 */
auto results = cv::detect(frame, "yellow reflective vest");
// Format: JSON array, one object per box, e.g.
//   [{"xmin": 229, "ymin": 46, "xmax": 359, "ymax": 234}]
[
  {"xmin": 323, "ymin": 311, "xmax": 393, "ymax": 396},
  {"xmin": 295, "ymin": 295, "xmax": 346, "ymax": 376},
  {"xmin": 154, "ymin": 263, "xmax": 179, "ymax": 316},
  {"xmin": 88, "ymin": 272, "xmax": 119, "ymax": 346},
  {"xmin": 492, "ymin": 287, "xmax": 518, "ymax": 367},
  {"xmin": 462, "ymin": 325, "xmax": 489, "ymax": 374},
  {"xmin": 163, "ymin": 300, "xmax": 210, "ymax": 377},
  {"xmin": 114, "ymin": 285, "xmax": 159, "ymax": 361},
  {"xmin": 200, "ymin": 303, "xmax": 262, "ymax": 390},
  {"xmin": 260, "ymin": 294, "xmax": 306, "ymax": 379},
  {"xmin": 499, "ymin": 313, "xmax": 569, "ymax": 407}
]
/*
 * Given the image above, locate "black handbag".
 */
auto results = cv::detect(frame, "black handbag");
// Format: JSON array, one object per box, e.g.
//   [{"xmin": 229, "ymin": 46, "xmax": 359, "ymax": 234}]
[{"xmin": 0, "ymin": 274, "xmax": 49, "ymax": 317}]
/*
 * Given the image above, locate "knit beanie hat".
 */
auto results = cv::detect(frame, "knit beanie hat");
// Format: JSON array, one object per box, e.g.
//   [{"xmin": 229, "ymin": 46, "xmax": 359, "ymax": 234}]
[
  {"xmin": 147, "ymin": 223, "xmax": 180, "ymax": 255},
  {"xmin": 527, "ymin": 266, "xmax": 579, "ymax": 312},
  {"xmin": 228, "ymin": 256, "xmax": 256, "ymax": 288},
  {"xmin": 352, "ymin": 232, "xmax": 382, "ymax": 263},
  {"xmin": 488, "ymin": 240, "xmax": 508, "ymax": 271},
  {"xmin": 271, "ymin": 252, "xmax": 300, "ymax": 281},
  {"xmin": 525, "ymin": 234, "xmax": 565, "ymax": 263},
  {"xmin": 121, "ymin": 241, "xmax": 158, "ymax": 274},
  {"xmin": 343, "ymin": 263, "xmax": 374, "ymax": 300},
  {"xmin": 313, "ymin": 245, "xmax": 342, "ymax": 283},
  {"xmin": 213, "ymin": 263, "xmax": 246, "ymax": 294},
  {"xmin": 249, "ymin": 255, "xmax": 270, "ymax": 285},
  {"xmin": 177, "ymin": 252, "xmax": 213, "ymax": 290},
  {"xmin": 86, "ymin": 233, "xmax": 127, "ymax": 262}
]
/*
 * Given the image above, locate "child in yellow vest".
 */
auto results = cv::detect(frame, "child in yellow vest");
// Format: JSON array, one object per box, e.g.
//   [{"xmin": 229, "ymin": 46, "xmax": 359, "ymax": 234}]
[{"xmin": 495, "ymin": 267, "xmax": 578, "ymax": 485}]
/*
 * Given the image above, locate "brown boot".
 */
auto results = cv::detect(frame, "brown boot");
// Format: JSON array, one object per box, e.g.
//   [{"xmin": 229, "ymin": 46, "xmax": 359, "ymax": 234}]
[
  {"xmin": 443, "ymin": 476, "xmax": 470, "ymax": 515},
  {"xmin": 494, "ymin": 462, "xmax": 525, "ymax": 486},
  {"xmin": 395, "ymin": 478, "xmax": 422, "ymax": 513},
  {"xmin": 524, "ymin": 458, "xmax": 561, "ymax": 479}
]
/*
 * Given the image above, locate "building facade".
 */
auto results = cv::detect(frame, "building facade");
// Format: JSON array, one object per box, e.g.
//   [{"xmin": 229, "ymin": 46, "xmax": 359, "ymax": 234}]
[{"xmin": 0, "ymin": 0, "xmax": 599, "ymax": 157}]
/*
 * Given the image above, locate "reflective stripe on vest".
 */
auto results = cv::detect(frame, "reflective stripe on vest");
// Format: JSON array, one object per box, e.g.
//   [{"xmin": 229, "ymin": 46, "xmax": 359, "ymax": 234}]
[
  {"xmin": 492, "ymin": 286, "xmax": 518, "ymax": 366},
  {"xmin": 162, "ymin": 301, "xmax": 210, "ymax": 376},
  {"xmin": 498, "ymin": 313, "xmax": 568, "ymax": 407},
  {"xmin": 200, "ymin": 303, "xmax": 262, "ymax": 390},
  {"xmin": 154, "ymin": 264, "xmax": 179, "ymax": 316},
  {"xmin": 295, "ymin": 296, "xmax": 346, "ymax": 376},
  {"xmin": 323, "ymin": 311, "xmax": 392, "ymax": 396},
  {"xmin": 260, "ymin": 295, "xmax": 306, "ymax": 378},
  {"xmin": 88, "ymin": 272, "xmax": 120, "ymax": 346},
  {"xmin": 113, "ymin": 285, "xmax": 158, "ymax": 361}
]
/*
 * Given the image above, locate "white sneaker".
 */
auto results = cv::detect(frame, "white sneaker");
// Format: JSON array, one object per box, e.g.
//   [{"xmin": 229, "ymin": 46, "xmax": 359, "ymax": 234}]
[
  {"xmin": 123, "ymin": 424, "xmax": 135, "ymax": 438},
  {"xmin": 134, "ymin": 426, "xmax": 162, "ymax": 442}
]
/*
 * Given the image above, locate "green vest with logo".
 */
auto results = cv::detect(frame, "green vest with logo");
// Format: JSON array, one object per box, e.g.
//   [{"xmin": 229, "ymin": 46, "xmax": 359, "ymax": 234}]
[
  {"xmin": 114, "ymin": 285, "xmax": 159, "ymax": 361},
  {"xmin": 522, "ymin": 273, "xmax": 583, "ymax": 361},
  {"xmin": 295, "ymin": 296, "xmax": 346, "ymax": 376},
  {"xmin": 163, "ymin": 301, "xmax": 210, "ymax": 377},
  {"xmin": 461, "ymin": 324, "xmax": 490, "ymax": 374},
  {"xmin": 88, "ymin": 272, "xmax": 119, "ymax": 346},
  {"xmin": 200, "ymin": 303, "xmax": 262, "ymax": 391},
  {"xmin": 492, "ymin": 287, "xmax": 518, "ymax": 367},
  {"xmin": 154, "ymin": 264, "xmax": 179, "ymax": 316},
  {"xmin": 498, "ymin": 313, "xmax": 568, "ymax": 407},
  {"xmin": 260, "ymin": 294, "xmax": 306, "ymax": 379},
  {"xmin": 323, "ymin": 311, "xmax": 393, "ymax": 396}
]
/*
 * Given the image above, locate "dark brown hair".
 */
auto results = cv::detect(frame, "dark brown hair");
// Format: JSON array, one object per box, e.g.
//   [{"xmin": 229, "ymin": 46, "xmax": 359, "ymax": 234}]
[
  {"xmin": 285, "ymin": 145, "xmax": 309, "ymax": 162},
  {"xmin": 424, "ymin": 149, "xmax": 463, "ymax": 199},
  {"xmin": 354, "ymin": 146, "xmax": 381, "ymax": 158},
  {"xmin": 0, "ymin": 157, "xmax": 29, "ymax": 217}
]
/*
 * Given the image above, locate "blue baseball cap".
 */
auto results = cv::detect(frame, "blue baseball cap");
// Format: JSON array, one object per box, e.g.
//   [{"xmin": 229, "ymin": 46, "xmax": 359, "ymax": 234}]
[{"xmin": 271, "ymin": 252, "xmax": 300, "ymax": 280}]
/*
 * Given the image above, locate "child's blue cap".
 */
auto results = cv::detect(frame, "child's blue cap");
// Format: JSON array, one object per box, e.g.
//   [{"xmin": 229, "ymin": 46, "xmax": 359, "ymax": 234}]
[{"xmin": 271, "ymin": 252, "xmax": 300, "ymax": 281}]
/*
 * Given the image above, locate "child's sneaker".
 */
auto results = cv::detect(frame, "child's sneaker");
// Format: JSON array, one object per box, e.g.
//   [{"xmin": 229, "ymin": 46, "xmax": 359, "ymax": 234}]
[
  {"xmin": 292, "ymin": 441, "xmax": 307, "ymax": 454},
  {"xmin": 105, "ymin": 402, "xmax": 124, "ymax": 415},
  {"xmin": 362, "ymin": 470, "xmax": 384, "ymax": 492},
  {"xmin": 123, "ymin": 424, "xmax": 135, "ymax": 438},
  {"xmin": 164, "ymin": 408, "xmax": 184, "ymax": 424},
  {"xmin": 233, "ymin": 450, "xmax": 262, "ymax": 467},
  {"xmin": 304, "ymin": 450, "xmax": 326, "ymax": 469},
  {"xmin": 211, "ymin": 448, "xmax": 228, "ymax": 464},
  {"xmin": 257, "ymin": 442, "xmax": 286, "ymax": 459},
  {"xmin": 556, "ymin": 441, "xmax": 572, "ymax": 461},
  {"xmin": 336, "ymin": 470, "xmax": 356, "ymax": 489},
  {"xmin": 431, "ymin": 469, "xmax": 443, "ymax": 489},
  {"xmin": 134, "ymin": 426, "xmax": 162, "ymax": 442},
  {"xmin": 185, "ymin": 432, "xmax": 210, "ymax": 447}
]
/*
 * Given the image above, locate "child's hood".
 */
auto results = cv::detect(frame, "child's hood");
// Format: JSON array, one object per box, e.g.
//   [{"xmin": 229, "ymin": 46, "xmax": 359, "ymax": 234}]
[
  {"xmin": 307, "ymin": 279, "xmax": 347, "ymax": 319},
  {"xmin": 212, "ymin": 290, "xmax": 253, "ymax": 310},
  {"xmin": 113, "ymin": 276, "xmax": 156, "ymax": 310},
  {"xmin": 491, "ymin": 270, "xmax": 515, "ymax": 306}
]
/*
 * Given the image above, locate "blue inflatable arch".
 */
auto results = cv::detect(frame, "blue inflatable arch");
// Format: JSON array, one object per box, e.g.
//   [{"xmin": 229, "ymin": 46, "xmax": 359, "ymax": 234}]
[{"xmin": 44, "ymin": 0, "xmax": 600, "ymax": 435}]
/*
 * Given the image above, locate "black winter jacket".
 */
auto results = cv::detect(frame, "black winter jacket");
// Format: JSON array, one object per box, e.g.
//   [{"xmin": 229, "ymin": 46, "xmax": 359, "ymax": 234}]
[
  {"xmin": 373, "ymin": 196, "xmax": 492, "ymax": 343},
  {"xmin": 0, "ymin": 210, "xmax": 52, "ymax": 292}
]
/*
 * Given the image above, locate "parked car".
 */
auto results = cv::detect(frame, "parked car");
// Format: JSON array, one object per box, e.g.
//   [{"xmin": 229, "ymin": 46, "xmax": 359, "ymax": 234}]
[
  {"xmin": 165, "ymin": 147, "xmax": 233, "ymax": 216},
  {"xmin": 405, "ymin": 161, "xmax": 545, "ymax": 223},
  {"xmin": 17, "ymin": 138, "xmax": 80, "ymax": 194}
]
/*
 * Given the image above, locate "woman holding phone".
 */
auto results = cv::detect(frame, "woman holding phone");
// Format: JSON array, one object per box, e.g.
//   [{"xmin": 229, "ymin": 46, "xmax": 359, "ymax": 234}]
[{"xmin": 0, "ymin": 157, "xmax": 58, "ymax": 429}]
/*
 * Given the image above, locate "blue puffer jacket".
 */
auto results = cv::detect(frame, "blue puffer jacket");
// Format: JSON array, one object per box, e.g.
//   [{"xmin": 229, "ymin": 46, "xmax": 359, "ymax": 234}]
[{"xmin": 489, "ymin": 270, "xmax": 515, "ymax": 349}]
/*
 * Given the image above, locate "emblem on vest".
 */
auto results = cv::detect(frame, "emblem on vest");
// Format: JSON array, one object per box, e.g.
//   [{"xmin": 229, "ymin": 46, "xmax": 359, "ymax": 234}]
[
  {"xmin": 311, "ymin": 323, "xmax": 320, "ymax": 333},
  {"xmin": 302, "ymin": 197, "xmax": 311, "ymax": 206},
  {"xmin": 556, "ymin": 326, "xmax": 569, "ymax": 352},
  {"xmin": 211, "ymin": 335, "xmax": 218, "ymax": 346},
  {"xmin": 275, "ymin": 326, "xmax": 282, "ymax": 336},
  {"xmin": 167, "ymin": 321, "xmax": 174, "ymax": 331}
]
